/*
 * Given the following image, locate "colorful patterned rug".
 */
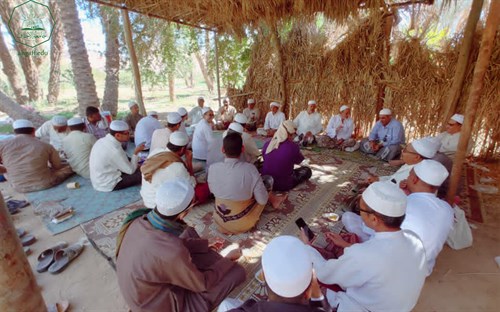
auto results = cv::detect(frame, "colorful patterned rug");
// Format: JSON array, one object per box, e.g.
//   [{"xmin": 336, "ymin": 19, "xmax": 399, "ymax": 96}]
[{"xmin": 460, "ymin": 164, "xmax": 484, "ymax": 223}]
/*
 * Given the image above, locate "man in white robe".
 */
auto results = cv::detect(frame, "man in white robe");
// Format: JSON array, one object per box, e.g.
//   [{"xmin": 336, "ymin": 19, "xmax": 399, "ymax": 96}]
[
  {"xmin": 35, "ymin": 115, "xmax": 69, "ymax": 152},
  {"xmin": 62, "ymin": 117, "xmax": 96, "ymax": 178},
  {"xmin": 242, "ymin": 98, "xmax": 261, "ymax": 131},
  {"xmin": 134, "ymin": 111, "xmax": 163, "ymax": 150},
  {"xmin": 257, "ymin": 102, "xmax": 286, "ymax": 137},
  {"xmin": 293, "ymin": 100, "xmax": 323, "ymax": 146},
  {"xmin": 317, "ymin": 105, "xmax": 357, "ymax": 151},
  {"xmin": 192, "ymin": 107, "xmax": 215, "ymax": 160},
  {"xmin": 150, "ymin": 112, "xmax": 182, "ymax": 152},
  {"xmin": 177, "ymin": 107, "xmax": 189, "ymax": 136},
  {"xmin": 187, "ymin": 96, "xmax": 205, "ymax": 126},
  {"xmin": 436, "ymin": 113, "xmax": 467, "ymax": 160}
]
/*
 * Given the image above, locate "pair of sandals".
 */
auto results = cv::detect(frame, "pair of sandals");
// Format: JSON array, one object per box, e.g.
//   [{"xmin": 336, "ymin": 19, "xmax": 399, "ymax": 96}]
[
  {"xmin": 7, "ymin": 199, "xmax": 29, "ymax": 215},
  {"xmin": 36, "ymin": 242, "xmax": 84, "ymax": 274}
]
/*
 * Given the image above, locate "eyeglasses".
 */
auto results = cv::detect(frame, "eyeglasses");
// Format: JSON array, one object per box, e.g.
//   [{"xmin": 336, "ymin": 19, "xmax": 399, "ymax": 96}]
[
  {"xmin": 359, "ymin": 208, "xmax": 375, "ymax": 215},
  {"xmin": 447, "ymin": 122, "xmax": 458, "ymax": 126}
]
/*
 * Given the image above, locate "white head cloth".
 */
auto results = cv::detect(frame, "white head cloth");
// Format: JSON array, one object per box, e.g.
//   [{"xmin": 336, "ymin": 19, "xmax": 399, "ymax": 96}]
[
  {"xmin": 109, "ymin": 120, "xmax": 129, "ymax": 132},
  {"xmin": 234, "ymin": 113, "xmax": 247, "ymax": 124},
  {"xmin": 247, "ymin": 99, "xmax": 255, "ymax": 104},
  {"xmin": 270, "ymin": 102, "xmax": 281, "ymax": 108},
  {"xmin": 13, "ymin": 119, "xmax": 34, "ymax": 129},
  {"xmin": 169, "ymin": 131, "xmax": 189, "ymax": 146},
  {"xmin": 265, "ymin": 120, "xmax": 296, "ymax": 155},
  {"xmin": 197, "ymin": 96, "xmax": 205, "ymax": 101},
  {"xmin": 155, "ymin": 179, "xmax": 194, "ymax": 216},
  {"xmin": 308, "ymin": 100, "xmax": 317, "ymax": 106},
  {"xmin": 262, "ymin": 236, "xmax": 312, "ymax": 298},
  {"xmin": 67, "ymin": 117, "xmax": 84, "ymax": 126},
  {"xmin": 451, "ymin": 114, "xmax": 464, "ymax": 125},
  {"xmin": 379, "ymin": 108, "xmax": 392, "ymax": 116},
  {"xmin": 340, "ymin": 105, "xmax": 349, "ymax": 112},
  {"xmin": 167, "ymin": 112, "xmax": 182, "ymax": 124},
  {"xmin": 362, "ymin": 181, "xmax": 407, "ymax": 217},
  {"xmin": 411, "ymin": 136, "xmax": 440, "ymax": 159},
  {"xmin": 51, "ymin": 115, "xmax": 67, "ymax": 126},
  {"xmin": 414, "ymin": 159, "xmax": 449, "ymax": 186}
]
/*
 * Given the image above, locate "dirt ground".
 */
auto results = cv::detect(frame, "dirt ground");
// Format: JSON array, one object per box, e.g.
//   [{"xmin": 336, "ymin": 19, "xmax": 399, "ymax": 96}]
[{"xmin": 2, "ymin": 160, "xmax": 500, "ymax": 311}]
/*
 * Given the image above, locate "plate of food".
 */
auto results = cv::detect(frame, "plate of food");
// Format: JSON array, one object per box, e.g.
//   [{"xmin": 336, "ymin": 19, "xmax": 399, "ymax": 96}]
[{"xmin": 323, "ymin": 212, "xmax": 339, "ymax": 222}]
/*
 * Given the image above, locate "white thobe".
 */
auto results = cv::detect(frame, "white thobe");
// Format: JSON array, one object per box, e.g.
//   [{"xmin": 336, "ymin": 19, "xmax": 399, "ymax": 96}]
[
  {"xmin": 89, "ymin": 134, "xmax": 139, "ymax": 192},
  {"xmin": 150, "ymin": 128, "xmax": 173, "ymax": 152},
  {"xmin": 192, "ymin": 119, "xmax": 214, "ymax": 160},
  {"xmin": 293, "ymin": 111, "xmax": 323, "ymax": 135},
  {"xmin": 263, "ymin": 111, "xmax": 285, "ymax": 130},
  {"xmin": 307, "ymin": 230, "xmax": 427, "ymax": 312},
  {"xmin": 35, "ymin": 120, "xmax": 69, "ymax": 151},
  {"xmin": 402, "ymin": 192, "xmax": 454, "ymax": 274},
  {"xmin": 325, "ymin": 115, "xmax": 354, "ymax": 140},
  {"xmin": 243, "ymin": 108, "xmax": 261, "ymax": 124},
  {"xmin": 134, "ymin": 116, "xmax": 163, "ymax": 149},
  {"xmin": 217, "ymin": 105, "xmax": 237, "ymax": 123},
  {"xmin": 379, "ymin": 163, "xmax": 415, "ymax": 185},
  {"xmin": 179, "ymin": 122, "xmax": 188, "ymax": 136},
  {"xmin": 62, "ymin": 130, "xmax": 96, "ymax": 178},
  {"xmin": 140, "ymin": 148, "xmax": 196, "ymax": 208},
  {"xmin": 436, "ymin": 132, "xmax": 460, "ymax": 158},
  {"xmin": 188, "ymin": 106, "xmax": 203, "ymax": 125}
]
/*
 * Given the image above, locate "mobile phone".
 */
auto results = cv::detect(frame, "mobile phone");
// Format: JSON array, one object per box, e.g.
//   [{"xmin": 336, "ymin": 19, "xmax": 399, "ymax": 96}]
[{"xmin": 295, "ymin": 218, "xmax": 315, "ymax": 241}]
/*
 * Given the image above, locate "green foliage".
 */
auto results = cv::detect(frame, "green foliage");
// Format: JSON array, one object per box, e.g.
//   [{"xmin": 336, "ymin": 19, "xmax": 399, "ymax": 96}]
[{"xmin": 215, "ymin": 33, "xmax": 254, "ymax": 89}]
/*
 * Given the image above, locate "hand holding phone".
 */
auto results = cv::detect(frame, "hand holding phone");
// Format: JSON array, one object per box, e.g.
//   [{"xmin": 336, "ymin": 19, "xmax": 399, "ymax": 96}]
[{"xmin": 296, "ymin": 218, "xmax": 315, "ymax": 241}]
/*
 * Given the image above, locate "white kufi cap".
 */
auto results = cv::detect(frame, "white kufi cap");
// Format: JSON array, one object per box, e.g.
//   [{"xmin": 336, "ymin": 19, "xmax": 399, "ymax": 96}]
[
  {"xmin": 379, "ymin": 108, "xmax": 392, "ymax": 115},
  {"xmin": 128, "ymin": 100, "xmax": 138, "ymax": 109},
  {"xmin": 51, "ymin": 115, "xmax": 67, "ymax": 126},
  {"xmin": 307, "ymin": 100, "xmax": 317, "ymax": 105},
  {"xmin": 67, "ymin": 117, "xmax": 84, "ymax": 126},
  {"xmin": 228, "ymin": 122, "xmax": 244, "ymax": 134},
  {"xmin": 169, "ymin": 131, "xmax": 189, "ymax": 146},
  {"xmin": 234, "ymin": 113, "xmax": 247, "ymax": 124},
  {"xmin": 155, "ymin": 180, "xmax": 195, "ymax": 216},
  {"xmin": 362, "ymin": 181, "xmax": 407, "ymax": 217},
  {"xmin": 340, "ymin": 105, "xmax": 349, "ymax": 112},
  {"xmin": 451, "ymin": 114, "xmax": 464, "ymax": 125},
  {"xmin": 147, "ymin": 111, "xmax": 158, "ymax": 117},
  {"xmin": 197, "ymin": 96, "xmax": 205, "ymax": 101},
  {"xmin": 414, "ymin": 159, "xmax": 449, "ymax": 186},
  {"xmin": 177, "ymin": 107, "xmax": 188, "ymax": 116},
  {"xmin": 411, "ymin": 136, "xmax": 440, "ymax": 159},
  {"xmin": 109, "ymin": 120, "xmax": 129, "ymax": 132},
  {"xmin": 262, "ymin": 236, "xmax": 312, "ymax": 298},
  {"xmin": 13, "ymin": 119, "xmax": 34, "ymax": 129},
  {"xmin": 202, "ymin": 107, "xmax": 212, "ymax": 115},
  {"xmin": 167, "ymin": 112, "xmax": 182, "ymax": 124},
  {"xmin": 270, "ymin": 102, "xmax": 281, "ymax": 108},
  {"xmin": 247, "ymin": 99, "xmax": 255, "ymax": 104}
]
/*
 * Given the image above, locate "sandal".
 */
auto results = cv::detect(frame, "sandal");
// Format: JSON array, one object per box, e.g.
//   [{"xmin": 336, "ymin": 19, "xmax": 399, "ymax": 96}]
[
  {"xmin": 48, "ymin": 243, "xmax": 84, "ymax": 274},
  {"xmin": 21, "ymin": 234, "xmax": 36, "ymax": 247},
  {"xmin": 36, "ymin": 242, "xmax": 68, "ymax": 273}
]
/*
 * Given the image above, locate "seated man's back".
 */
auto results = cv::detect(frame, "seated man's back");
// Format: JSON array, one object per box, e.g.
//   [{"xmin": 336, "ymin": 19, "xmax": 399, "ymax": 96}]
[{"xmin": 62, "ymin": 117, "xmax": 96, "ymax": 178}]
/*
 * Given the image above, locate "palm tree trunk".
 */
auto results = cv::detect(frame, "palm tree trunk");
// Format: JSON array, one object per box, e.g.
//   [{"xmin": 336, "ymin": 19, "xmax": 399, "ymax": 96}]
[
  {"xmin": 0, "ymin": 24, "xmax": 27, "ymax": 104},
  {"xmin": 47, "ymin": 0, "xmax": 63, "ymax": 106},
  {"xmin": 0, "ymin": 2, "xmax": 40, "ymax": 102},
  {"xmin": 168, "ymin": 71, "xmax": 175, "ymax": 102},
  {"xmin": 0, "ymin": 90, "xmax": 46, "ymax": 127},
  {"xmin": 99, "ymin": 7, "xmax": 120, "ymax": 116},
  {"xmin": 59, "ymin": 0, "xmax": 100, "ymax": 115}
]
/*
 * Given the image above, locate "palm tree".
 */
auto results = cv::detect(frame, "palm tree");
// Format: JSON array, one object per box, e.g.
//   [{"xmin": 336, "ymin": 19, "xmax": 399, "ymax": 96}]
[
  {"xmin": 47, "ymin": 0, "xmax": 63, "ymax": 106},
  {"xmin": 59, "ymin": 0, "xmax": 100, "ymax": 115},
  {"xmin": 0, "ymin": 24, "xmax": 27, "ymax": 104},
  {"xmin": 0, "ymin": 90, "xmax": 46, "ymax": 127}
]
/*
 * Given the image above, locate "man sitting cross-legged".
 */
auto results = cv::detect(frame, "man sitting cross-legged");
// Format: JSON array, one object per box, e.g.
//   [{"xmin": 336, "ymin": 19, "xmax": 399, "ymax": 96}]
[
  {"xmin": 89, "ymin": 120, "xmax": 145, "ymax": 192},
  {"xmin": 116, "ymin": 179, "xmax": 246, "ymax": 312},
  {"xmin": 141, "ymin": 131, "xmax": 209, "ymax": 209},
  {"xmin": 0, "ymin": 119, "xmax": 73, "ymax": 193},
  {"xmin": 62, "ymin": 117, "xmax": 96, "ymax": 178},
  {"xmin": 257, "ymin": 102, "xmax": 286, "ymax": 137},
  {"xmin": 208, "ymin": 132, "xmax": 274, "ymax": 234}
]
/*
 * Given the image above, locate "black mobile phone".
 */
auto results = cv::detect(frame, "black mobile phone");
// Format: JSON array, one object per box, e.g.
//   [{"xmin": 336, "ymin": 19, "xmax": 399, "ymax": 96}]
[{"xmin": 295, "ymin": 218, "xmax": 315, "ymax": 241}]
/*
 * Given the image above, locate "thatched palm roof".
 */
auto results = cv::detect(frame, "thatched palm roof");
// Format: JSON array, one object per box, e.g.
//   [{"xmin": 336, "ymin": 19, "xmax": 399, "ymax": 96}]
[{"xmin": 89, "ymin": 0, "xmax": 434, "ymax": 34}]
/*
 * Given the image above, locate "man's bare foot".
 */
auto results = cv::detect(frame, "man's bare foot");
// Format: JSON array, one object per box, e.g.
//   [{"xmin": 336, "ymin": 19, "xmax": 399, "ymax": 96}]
[{"xmin": 268, "ymin": 192, "xmax": 288, "ymax": 209}]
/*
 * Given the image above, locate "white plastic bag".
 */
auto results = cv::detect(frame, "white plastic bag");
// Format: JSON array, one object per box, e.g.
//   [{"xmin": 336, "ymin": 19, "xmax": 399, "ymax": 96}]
[{"xmin": 446, "ymin": 205, "xmax": 473, "ymax": 250}]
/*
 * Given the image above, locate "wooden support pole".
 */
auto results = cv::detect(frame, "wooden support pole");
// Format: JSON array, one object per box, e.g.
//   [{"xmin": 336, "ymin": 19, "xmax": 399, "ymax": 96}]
[
  {"xmin": 375, "ymin": 13, "xmax": 394, "ymax": 118},
  {"xmin": 214, "ymin": 31, "xmax": 222, "ymax": 109},
  {"xmin": 121, "ymin": 9, "xmax": 147, "ymax": 116},
  {"xmin": 271, "ymin": 24, "xmax": 289, "ymax": 118},
  {"xmin": 441, "ymin": 0, "xmax": 484, "ymax": 130},
  {"xmin": 447, "ymin": 0, "xmax": 499, "ymax": 204},
  {"xmin": 0, "ymin": 194, "xmax": 47, "ymax": 312}
]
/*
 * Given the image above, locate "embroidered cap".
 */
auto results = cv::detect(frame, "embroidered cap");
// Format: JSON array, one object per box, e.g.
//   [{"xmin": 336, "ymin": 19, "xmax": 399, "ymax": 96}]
[
  {"xmin": 362, "ymin": 181, "xmax": 407, "ymax": 217},
  {"xmin": 451, "ymin": 114, "xmax": 464, "ymax": 125},
  {"xmin": 13, "ymin": 119, "xmax": 34, "ymax": 129},
  {"xmin": 169, "ymin": 131, "xmax": 189, "ymax": 147},
  {"xmin": 307, "ymin": 100, "xmax": 317, "ymax": 105},
  {"xmin": 128, "ymin": 100, "xmax": 138, "ymax": 109},
  {"xmin": 270, "ymin": 102, "xmax": 281, "ymax": 108},
  {"xmin": 340, "ymin": 105, "xmax": 350, "ymax": 112},
  {"xmin": 411, "ymin": 136, "xmax": 440, "ymax": 159},
  {"xmin": 67, "ymin": 117, "xmax": 84, "ymax": 126},
  {"xmin": 51, "ymin": 115, "xmax": 67, "ymax": 126},
  {"xmin": 177, "ymin": 107, "xmax": 188, "ymax": 117},
  {"xmin": 247, "ymin": 99, "xmax": 255, "ymax": 104},
  {"xmin": 167, "ymin": 112, "xmax": 182, "ymax": 124},
  {"xmin": 147, "ymin": 111, "xmax": 158, "ymax": 117},
  {"xmin": 414, "ymin": 159, "xmax": 449, "ymax": 186},
  {"xmin": 234, "ymin": 113, "xmax": 247, "ymax": 124},
  {"xmin": 379, "ymin": 108, "xmax": 392, "ymax": 116},
  {"xmin": 228, "ymin": 122, "xmax": 244, "ymax": 134},
  {"xmin": 109, "ymin": 120, "xmax": 129, "ymax": 132},
  {"xmin": 155, "ymin": 179, "xmax": 195, "ymax": 216}
]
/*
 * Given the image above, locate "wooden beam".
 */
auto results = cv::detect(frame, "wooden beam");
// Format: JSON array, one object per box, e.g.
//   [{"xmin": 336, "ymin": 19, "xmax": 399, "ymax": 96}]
[
  {"xmin": 447, "ymin": 0, "xmax": 499, "ymax": 204},
  {"xmin": 214, "ymin": 31, "xmax": 222, "ymax": 109},
  {"xmin": 0, "ymin": 196, "xmax": 46, "ymax": 311},
  {"xmin": 271, "ymin": 24, "xmax": 289, "ymax": 118},
  {"xmin": 121, "ymin": 9, "xmax": 147, "ymax": 116},
  {"xmin": 441, "ymin": 0, "xmax": 484, "ymax": 131},
  {"xmin": 375, "ymin": 13, "xmax": 394, "ymax": 118}
]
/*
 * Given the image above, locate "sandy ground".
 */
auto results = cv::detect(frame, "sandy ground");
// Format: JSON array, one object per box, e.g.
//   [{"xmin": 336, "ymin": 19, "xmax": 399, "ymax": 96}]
[{"xmin": 2, "ymin": 160, "xmax": 500, "ymax": 311}]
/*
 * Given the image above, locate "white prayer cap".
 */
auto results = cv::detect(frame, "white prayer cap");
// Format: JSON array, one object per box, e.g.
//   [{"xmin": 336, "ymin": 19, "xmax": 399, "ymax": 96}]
[
  {"xmin": 202, "ymin": 107, "xmax": 212, "ymax": 115},
  {"xmin": 13, "ymin": 119, "xmax": 34, "ymax": 129},
  {"xmin": 307, "ymin": 100, "xmax": 317, "ymax": 106},
  {"xmin": 234, "ymin": 113, "xmax": 247, "ymax": 124},
  {"xmin": 67, "ymin": 117, "xmax": 84, "ymax": 126},
  {"xmin": 362, "ymin": 181, "xmax": 407, "ymax": 217},
  {"xmin": 414, "ymin": 159, "xmax": 449, "ymax": 187},
  {"xmin": 270, "ymin": 102, "xmax": 281, "ymax": 108},
  {"xmin": 223, "ymin": 97, "xmax": 230, "ymax": 103},
  {"xmin": 340, "ymin": 105, "xmax": 350, "ymax": 112},
  {"xmin": 262, "ymin": 236, "xmax": 312, "ymax": 298},
  {"xmin": 379, "ymin": 108, "xmax": 392, "ymax": 116},
  {"xmin": 228, "ymin": 122, "xmax": 244, "ymax": 134},
  {"xmin": 169, "ymin": 131, "xmax": 189, "ymax": 146},
  {"xmin": 109, "ymin": 120, "xmax": 129, "ymax": 132},
  {"xmin": 167, "ymin": 112, "xmax": 182, "ymax": 124},
  {"xmin": 247, "ymin": 98, "xmax": 255, "ymax": 104},
  {"xmin": 147, "ymin": 111, "xmax": 158, "ymax": 117},
  {"xmin": 451, "ymin": 114, "xmax": 464, "ymax": 125},
  {"xmin": 51, "ymin": 115, "xmax": 67, "ymax": 126},
  {"xmin": 128, "ymin": 100, "xmax": 138, "ymax": 109},
  {"xmin": 411, "ymin": 136, "xmax": 440, "ymax": 159},
  {"xmin": 177, "ymin": 107, "xmax": 188, "ymax": 116},
  {"xmin": 155, "ymin": 179, "xmax": 194, "ymax": 216},
  {"xmin": 197, "ymin": 96, "xmax": 205, "ymax": 101}
]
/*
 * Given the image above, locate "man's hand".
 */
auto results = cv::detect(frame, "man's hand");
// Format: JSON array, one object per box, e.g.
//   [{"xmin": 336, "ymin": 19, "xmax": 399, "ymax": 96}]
[
  {"xmin": 184, "ymin": 149, "xmax": 193, "ymax": 162},
  {"xmin": 208, "ymin": 237, "xmax": 225, "ymax": 251},
  {"xmin": 325, "ymin": 232, "xmax": 352, "ymax": 248},
  {"xmin": 336, "ymin": 125, "xmax": 343, "ymax": 132},
  {"xmin": 310, "ymin": 272, "xmax": 323, "ymax": 299},
  {"xmin": 366, "ymin": 175, "xmax": 379, "ymax": 184},
  {"xmin": 134, "ymin": 143, "xmax": 146, "ymax": 155},
  {"xmin": 225, "ymin": 248, "xmax": 242, "ymax": 261},
  {"xmin": 299, "ymin": 228, "xmax": 311, "ymax": 245}
]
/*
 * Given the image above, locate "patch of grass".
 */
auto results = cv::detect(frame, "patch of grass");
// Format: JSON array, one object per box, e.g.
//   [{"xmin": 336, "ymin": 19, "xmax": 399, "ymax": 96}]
[{"xmin": 0, "ymin": 124, "xmax": 13, "ymax": 134}]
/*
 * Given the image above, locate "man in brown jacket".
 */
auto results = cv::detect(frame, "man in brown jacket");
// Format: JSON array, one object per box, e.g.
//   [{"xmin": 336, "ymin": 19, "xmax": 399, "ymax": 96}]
[{"xmin": 116, "ymin": 179, "xmax": 246, "ymax": 312}]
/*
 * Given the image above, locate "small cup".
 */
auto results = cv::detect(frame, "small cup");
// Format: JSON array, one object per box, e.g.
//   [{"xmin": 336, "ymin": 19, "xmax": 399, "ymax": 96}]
[{"xmin": 66, "ymin": 182, "xmax": 80, "ymax": 189}]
